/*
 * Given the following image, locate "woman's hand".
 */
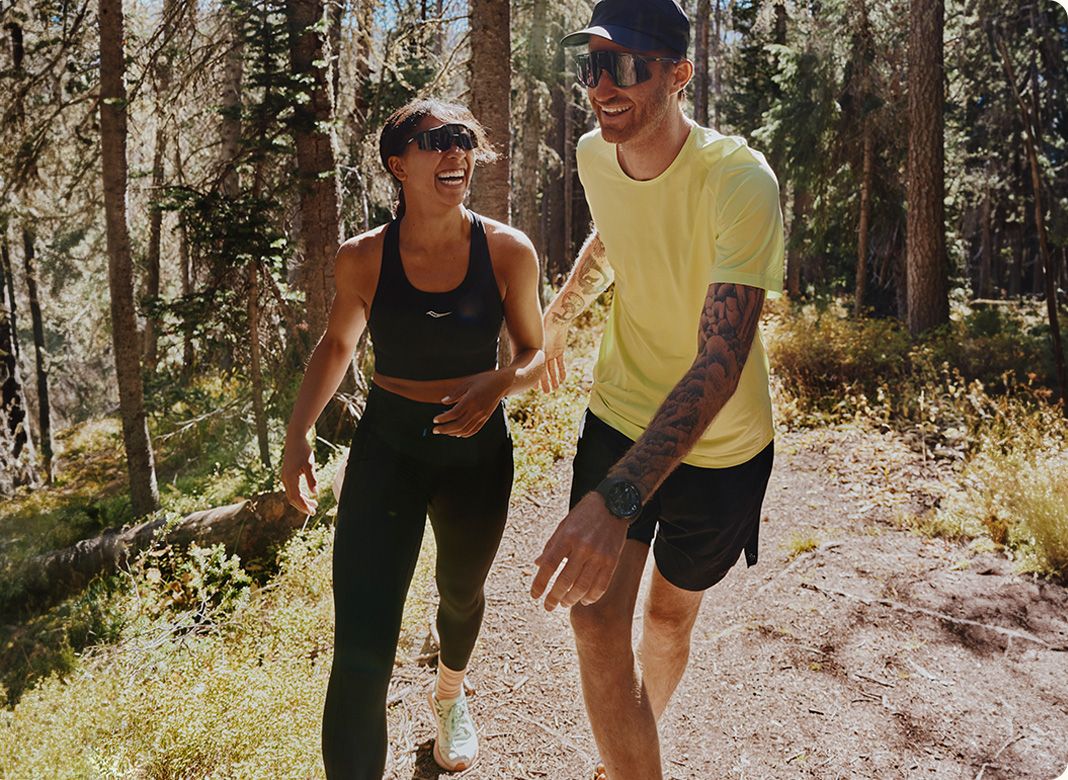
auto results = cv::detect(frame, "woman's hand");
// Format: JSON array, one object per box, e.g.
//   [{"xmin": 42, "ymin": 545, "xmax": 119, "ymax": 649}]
[
  {"xmin": 432, "ymin": 370, "xmax": 510, "ymax": 437},
  {"xmin": 281, "ymin": 434, "xmax": 319, "ymax": 514}
]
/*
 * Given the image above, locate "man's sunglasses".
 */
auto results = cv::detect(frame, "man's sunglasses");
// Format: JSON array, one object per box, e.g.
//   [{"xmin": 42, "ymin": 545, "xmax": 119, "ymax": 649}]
[
  {"xmin": 407, "ymin": 123, "xmax": 478, "ymax": 153},
  {"xmin": 575, "ymin": 51, "xmax": 681, "ymax": 89}
]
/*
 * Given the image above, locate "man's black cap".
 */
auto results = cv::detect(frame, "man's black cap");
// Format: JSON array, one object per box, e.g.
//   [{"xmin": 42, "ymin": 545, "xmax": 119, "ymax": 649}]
[{"xmin": 561, "ymin": 0, "xmax": 690, "ymax": 58}]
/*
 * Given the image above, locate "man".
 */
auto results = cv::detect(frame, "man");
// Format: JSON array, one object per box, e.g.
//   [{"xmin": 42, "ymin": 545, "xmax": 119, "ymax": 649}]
[{"xmin": 529, "ymin": 1, "xmax": 784, "ymax": 778}]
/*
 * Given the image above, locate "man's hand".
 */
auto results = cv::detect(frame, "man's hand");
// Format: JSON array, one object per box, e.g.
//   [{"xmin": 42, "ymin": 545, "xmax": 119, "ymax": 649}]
[
  {"xmin": 432, "ymin": 370, "xmax": 509, "ymax": 437},
  {"xmin": 531, "ymin": 493, "xmax": 628, "ymax": 611},
  {"xmin": 539, "ymin": 315, "xmax": 569, "ymax": 393},
  {"xmin": 281, "ymin": 435, "xmax": 318, "ymax": 515}
]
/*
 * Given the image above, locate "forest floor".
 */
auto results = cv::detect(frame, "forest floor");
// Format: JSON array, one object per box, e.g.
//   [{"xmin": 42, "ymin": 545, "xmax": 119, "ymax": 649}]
[{"xmin": 380, "ymin": 424, "xmax": 1068, "ymax": 780}]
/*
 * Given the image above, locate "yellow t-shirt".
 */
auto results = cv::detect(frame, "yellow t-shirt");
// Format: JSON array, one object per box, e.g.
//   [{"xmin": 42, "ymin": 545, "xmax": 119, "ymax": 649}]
[{"xmin": 576, "ymin": 124, "xmax": 784, "ymax": 468}]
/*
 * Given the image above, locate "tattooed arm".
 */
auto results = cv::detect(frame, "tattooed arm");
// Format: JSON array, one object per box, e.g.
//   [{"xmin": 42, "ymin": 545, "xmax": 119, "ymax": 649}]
[
  {"xmin": 540, "ymin": 231, "xmax": 614, "ymax": 392},
  {"xmin": 530, "ymin": 282, "xmax": 765, "ymax": 611},
  {"xmin": 607, "ymin": 282, "xmax": 765, "ymax": 499}
]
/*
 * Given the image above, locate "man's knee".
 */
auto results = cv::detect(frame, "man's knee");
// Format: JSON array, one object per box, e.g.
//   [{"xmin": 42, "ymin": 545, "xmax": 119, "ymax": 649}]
[
  {"xmin": 570, "ymin": 599, "xmax": 632, "ymax": 648},
  {"xmin": 643, "ymin": 594, "xmax": 701, "ymax": 649}
]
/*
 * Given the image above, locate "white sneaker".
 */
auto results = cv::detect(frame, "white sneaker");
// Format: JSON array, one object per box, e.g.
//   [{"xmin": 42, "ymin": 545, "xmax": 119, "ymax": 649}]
[{"xmin": 428, "ymin": 690, "xmax": 479, "ymax": 772}]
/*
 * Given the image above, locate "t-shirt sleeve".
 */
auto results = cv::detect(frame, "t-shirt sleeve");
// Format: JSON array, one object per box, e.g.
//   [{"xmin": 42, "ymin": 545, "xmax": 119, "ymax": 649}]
[{"xmin": 709, "ymin": 162, "xmax": 785, "ymax": 298}]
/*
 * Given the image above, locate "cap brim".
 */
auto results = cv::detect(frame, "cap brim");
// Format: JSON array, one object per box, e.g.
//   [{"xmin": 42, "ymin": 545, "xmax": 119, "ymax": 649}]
[{"xmin": 559, "ymin": 24, "xmax": 669, "ymax": 54}]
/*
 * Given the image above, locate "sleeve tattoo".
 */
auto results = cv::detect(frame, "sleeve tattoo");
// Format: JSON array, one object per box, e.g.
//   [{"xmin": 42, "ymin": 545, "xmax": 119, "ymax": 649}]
[
  {"xmin": 549, "ymin": 234, "xmax": 613, "ymax": 325},
  {"xmin": 607, "ymin": 282, "xmax": 766, "ymax": 500}
]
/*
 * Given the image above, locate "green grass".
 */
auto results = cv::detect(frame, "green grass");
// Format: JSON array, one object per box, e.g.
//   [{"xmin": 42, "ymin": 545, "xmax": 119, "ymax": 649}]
[
  {"xmin": 766, "ymin": 298, "xmax": 1068, "ymax": 579},
  {"xmin": 784, "ymin": 533, "xmax": 820, "ymax": 561},
  {"xmin": 0, "ymin": 300, "xmax": 608, "ymax": 777}
]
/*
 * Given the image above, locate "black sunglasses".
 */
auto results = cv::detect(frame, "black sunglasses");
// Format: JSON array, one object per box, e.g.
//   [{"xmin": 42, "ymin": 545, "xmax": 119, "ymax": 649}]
[
  {"xmin": 407, "ymin": 123, "xmax": 478, "ymax": 153},
  {"xmin": 575, "ymin": 51, "xmax": 681, "ymax": 89}
]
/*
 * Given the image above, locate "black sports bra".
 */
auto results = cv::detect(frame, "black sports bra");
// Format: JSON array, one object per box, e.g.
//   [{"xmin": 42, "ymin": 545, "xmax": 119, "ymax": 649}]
[{"xmin": 367, "ymin": 211, "xmax": 503, "ymax": 381}]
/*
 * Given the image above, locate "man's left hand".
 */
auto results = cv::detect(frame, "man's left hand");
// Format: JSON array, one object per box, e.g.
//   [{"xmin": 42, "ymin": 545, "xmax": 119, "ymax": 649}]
[{"xmin": 531, "ymin": 493, "xmax": 628, "ymax": 611}]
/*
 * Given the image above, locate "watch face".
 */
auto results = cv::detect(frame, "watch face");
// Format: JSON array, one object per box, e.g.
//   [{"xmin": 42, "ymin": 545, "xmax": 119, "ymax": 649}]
[{"xmin": 608, "ymin": 480, "xmax": 642, "ymax": 519}]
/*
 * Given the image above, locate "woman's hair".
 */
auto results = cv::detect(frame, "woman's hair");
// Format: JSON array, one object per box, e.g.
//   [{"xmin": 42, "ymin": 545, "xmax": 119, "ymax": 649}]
[{"xmin": 378, "ymin": 98, "xmax": 498, "ymax": 218}]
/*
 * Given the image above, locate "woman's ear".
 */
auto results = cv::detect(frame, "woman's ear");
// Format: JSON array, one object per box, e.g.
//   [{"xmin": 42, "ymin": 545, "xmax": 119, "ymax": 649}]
[{"xmin": 387, "ymin": 154, "xmax": 407, "ymax": 182}]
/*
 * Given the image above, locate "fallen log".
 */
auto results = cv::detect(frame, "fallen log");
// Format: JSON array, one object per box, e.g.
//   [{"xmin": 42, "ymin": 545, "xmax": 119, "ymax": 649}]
[{"xmin": 10, "ymin": 491, "xmax": 309, "ymax": 612}]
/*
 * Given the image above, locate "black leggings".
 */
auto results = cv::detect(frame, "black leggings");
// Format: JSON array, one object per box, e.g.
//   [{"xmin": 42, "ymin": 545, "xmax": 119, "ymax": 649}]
[{"xmin": 322, "ymin": 384, "xmax": 513, "ymax": 779}]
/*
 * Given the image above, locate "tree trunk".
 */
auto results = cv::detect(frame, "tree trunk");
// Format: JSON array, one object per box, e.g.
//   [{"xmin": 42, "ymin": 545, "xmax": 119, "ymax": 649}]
[
  {"xmin": 468, "ymin": 0, "xmax": 511, "ymax": 223},
  {"xmin": 787, "ymin": 186, "xmax": 809, "ymax": 299},
  {"xmin": 248, "ymin": 261, "xmax": 271, "ymax": 465},
  {"xmin": 143, "ymin": 134, "xmax": 165, "ymax": 373},
  {"xmin": 327, "ymin": 0, "xmax": 344, "ymax": 116},
  {"xmin": 978, "ymin": 186, "xmax": 993, "ymax": 299},
  {"xmin": 694, "ymin": 0, "xmax": 710, "ymax": 127},
  {"xmin": 20, "ymin": 229, "xmax": 53, "ymax": 482},
  {"xmin": 286, "ymin": 0, "xmax": 341, "ymax": 344},
  {"xmin": 12, "ymin": 491, "xmax": 307, "ymax": 612},
  {"xmin": 517, "ymin": 0, "xmax": 546, "ymax": 264},
  {"xmin": 1, "ymin": 230, "xmax": 36, "ymax": 484},
  {"xmin": 98, "ymin": 0, "xmax": 160, "ymax": 516},
  {"xmin": 220, "ymin": 3, "xmax": 243, "ymax": 199},
  {"xmin": 905, "ymin": 0, "xmax": 948, "ymax": 336},
  {"xmin": 564, "ymin": 93, "xmax": 574, "ymax": 268},
  {"xmin": 545, "ymin": 29, "xmax": 567, "ymax": 284},
  {"xmin": 854, "ymin": 120, "xmax": 873, "ymax": 315},
  {"xmin": 996, "ymin": 35, "xmax": 1067, "ymax": 408},
  {"xmin": 712, "ymin": 0, "xmax": 722, "ymax": 127}
]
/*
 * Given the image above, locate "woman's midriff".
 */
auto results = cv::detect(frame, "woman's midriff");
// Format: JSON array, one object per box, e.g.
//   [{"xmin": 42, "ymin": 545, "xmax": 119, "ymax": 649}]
[{"xmin": 371, "ymin": 371, "xmax": 475, "ymax": 403}]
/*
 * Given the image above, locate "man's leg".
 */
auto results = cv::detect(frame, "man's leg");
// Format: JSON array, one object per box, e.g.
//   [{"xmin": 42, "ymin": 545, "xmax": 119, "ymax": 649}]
[
  {"xmin": 570, "ymin": 540, "xmax": 661, "ymax": 780},
  {"xmin": 638, "ymin": 566, "xmax": 705, "ymax": 719}
]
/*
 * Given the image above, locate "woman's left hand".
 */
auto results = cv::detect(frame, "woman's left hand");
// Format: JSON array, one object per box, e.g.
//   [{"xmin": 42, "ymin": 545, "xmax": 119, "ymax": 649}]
[{"xmin": 432, "ymin": 370, "xmax": 509, "ymax": 437}]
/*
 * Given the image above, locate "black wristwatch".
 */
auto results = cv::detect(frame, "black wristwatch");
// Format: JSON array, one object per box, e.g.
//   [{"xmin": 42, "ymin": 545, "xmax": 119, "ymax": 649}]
[{"xmin": 594, "ymin": 476, "xmax": 643, "ymax": 522}]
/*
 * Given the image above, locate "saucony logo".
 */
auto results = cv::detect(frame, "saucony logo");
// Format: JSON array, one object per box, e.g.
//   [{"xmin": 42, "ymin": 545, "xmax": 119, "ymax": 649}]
[{"xmin": 426, "ymin": 310, "xmax": 453, "ymax": 318}]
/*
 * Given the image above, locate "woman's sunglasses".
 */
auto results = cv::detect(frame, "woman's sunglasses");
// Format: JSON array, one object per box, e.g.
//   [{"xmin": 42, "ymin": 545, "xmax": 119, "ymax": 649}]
[
  {"xmin": 407, "ymin": 123, "xmax": 478, "ymax": 153},
  {"xmin": 575, "ymin": 51, "xmax": 681, "ymax": 89}
]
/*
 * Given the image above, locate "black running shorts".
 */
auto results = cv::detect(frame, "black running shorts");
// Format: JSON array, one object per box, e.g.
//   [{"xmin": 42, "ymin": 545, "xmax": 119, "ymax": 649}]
[{"xmin": 569, "ymin": 409, "xmax": 774, "ymax": 591}]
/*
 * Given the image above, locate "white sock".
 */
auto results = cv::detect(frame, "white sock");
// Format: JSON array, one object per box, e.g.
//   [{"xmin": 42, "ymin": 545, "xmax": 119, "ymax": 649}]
[{"xmin": 435, "ymin": 661, "xmax": 466, "ymax": 701}]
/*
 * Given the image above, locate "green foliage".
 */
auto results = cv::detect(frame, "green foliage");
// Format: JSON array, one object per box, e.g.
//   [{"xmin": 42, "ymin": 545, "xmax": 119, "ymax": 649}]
[{"xmin": 768, "ymin": 299, "xmax": 1068, "ymax": 579}]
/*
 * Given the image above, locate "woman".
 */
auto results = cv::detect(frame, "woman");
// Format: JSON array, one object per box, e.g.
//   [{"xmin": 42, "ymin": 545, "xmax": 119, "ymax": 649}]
[{"xmin": 281, "ymin": 99, "xmax": 544, "ymax": 778}]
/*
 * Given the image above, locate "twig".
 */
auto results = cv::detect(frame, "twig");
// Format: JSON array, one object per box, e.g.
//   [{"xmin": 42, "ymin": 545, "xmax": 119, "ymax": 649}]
[
  {"xmin": 801, "ymin": 582, "xmax": 1062, "ymax": 649},
  {"xmin": 974, "ymin": 731, "xmax": 1025, "ymax": 780},
  {"xmin": 758, "ymin": 541, "xmax": 842, "ymax": 595},
  {"xmin": 511, "ymin": 711, "xmax": 587, "ymax": 756}
]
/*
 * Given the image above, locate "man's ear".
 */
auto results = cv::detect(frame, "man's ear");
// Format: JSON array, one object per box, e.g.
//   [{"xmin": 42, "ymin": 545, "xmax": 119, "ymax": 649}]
[
  {"xmin": 387, "ymin": 154, "xmax": 407, "ymax": 182},
  {"xmin": 672, "ymin": 59, "xmax": 694, "ymax": 96}
]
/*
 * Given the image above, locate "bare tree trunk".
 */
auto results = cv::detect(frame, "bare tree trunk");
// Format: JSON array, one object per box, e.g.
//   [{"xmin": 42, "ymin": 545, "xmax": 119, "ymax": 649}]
[
  {"xmin": 787, "ymin": 186, "xmax": 809, "ymax": 299},
  {"xmin": 468, "ymin": 0, "xmax": 511, "ymax": 223},
  {"xmin": 712, "ymin": 0, "xmax": 722, "ymax": 127},
  {"xmin": 978, "ymin": 185, "xmax": 993, "ymax": 299},
  {"xmin": 905, "ymin": 0, "xmax": 948, "ymax": 336},
  {"xmin": 854, "ymin": 121, "xmax": 873, "ymax": 315},
  {"xmin": 517, "ymin": 0, "xmax": 546, "ymax": 265},
  {"xmin": 20, "ymin": 229, "xmax": 53, "ymax": 482},
  {"xmin": 287, "ymin": 0, "xmax": 353, "ymax": 449},
  {"xmin": 564, "ymin": 93, "xmax": 574, "ymax": 266},
  {"xmin": 694, "ymin": 0, "xmax": 710, "ymax": 127},
  {"xmin": 1, "ymin": 230, "xmax": 36, "ymax": 483},
  {"xmin": 172, "ymin": 136, "xmax": 195, "ymax": 380},
  {"xmin": 143, "ymin": 133, "xmax": 165, "ymax": 373},
  {"xmin": 98, "ymin": 0, "xmax": 160, "ymax": 516},
  {"xmin": 286, "ymin": 0, "xmax": 341, "ymax": 344},
  {"xmin": 327, "ymin": 0, "xmax": 344, "ymax": 116},
  {"xmin": 220, "ymin": 3, "xmax": 243, "ymax": 199},
  {"xmin": 545, "ymin": 27, "xmax": 567, "ymax": 284},
  {"xmin": 248, "ymin": 262, "xmax": 271, "ymax": 465},
  {"xmin": 997, "ymin": 35, "xmax": 1067, "ymax": 408}
]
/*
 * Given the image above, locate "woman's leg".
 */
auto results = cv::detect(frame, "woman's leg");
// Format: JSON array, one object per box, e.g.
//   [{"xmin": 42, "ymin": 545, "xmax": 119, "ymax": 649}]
[
  {"xmin": 322, "ymin": 430, "xmax": 430, "ymax": 780},
  {"xmin": 427, "ymin": 430, "xmax": 513, "ymax": 673}
]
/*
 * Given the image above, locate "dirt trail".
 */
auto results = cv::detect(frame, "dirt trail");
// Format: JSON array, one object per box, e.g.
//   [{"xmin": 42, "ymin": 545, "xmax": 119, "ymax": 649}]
[{"xmin": 383, "ymin": 426, "xmax": 1068, "ymax": 780}]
